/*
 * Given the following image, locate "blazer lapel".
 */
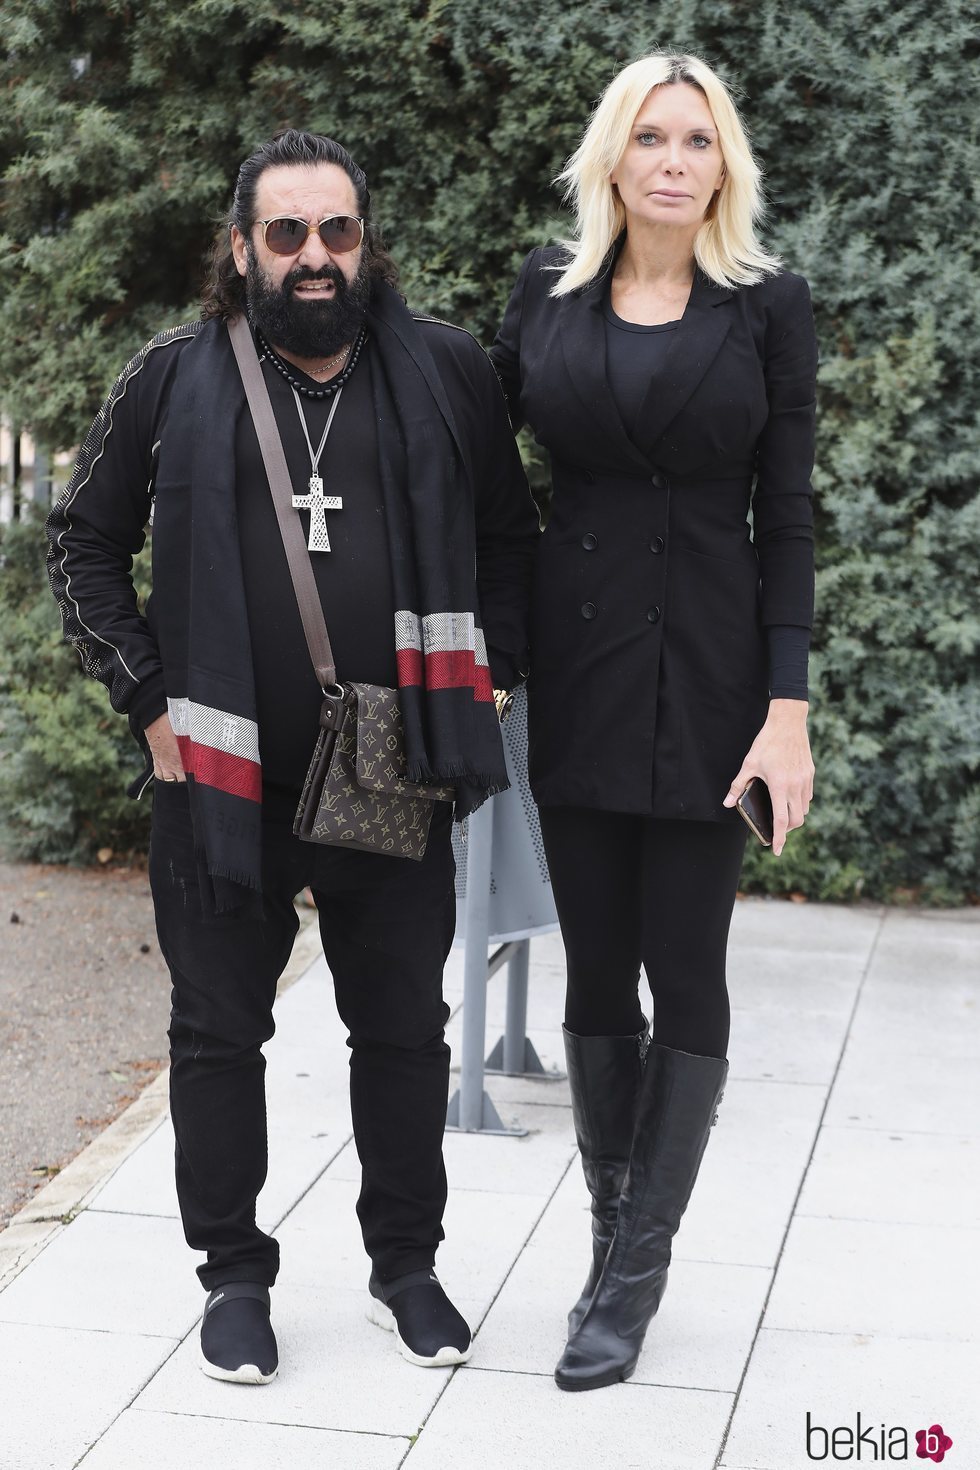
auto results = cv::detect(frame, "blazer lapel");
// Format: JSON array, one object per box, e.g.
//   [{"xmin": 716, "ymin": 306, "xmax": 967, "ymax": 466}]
[
  {"xmin": 632, "ymin": 271, "xmax": 734, "ymax": 457},
  {"xmin": 558, "ymin": 264, "xmax": 653, "ymax": 475}
]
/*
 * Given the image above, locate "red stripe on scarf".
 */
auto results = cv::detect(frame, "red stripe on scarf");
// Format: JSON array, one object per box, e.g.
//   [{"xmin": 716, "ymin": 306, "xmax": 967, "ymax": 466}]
[
  {"xmin": 395, "ymin": 648, "xmax": 493, "ymax": 701},
  {"xmin": 176, "ymin": 736, "xmax": 262, "ymax": 802},
  {"xmin": 396, "ymin": 647, "xmax": 424, "ymax": 685}
]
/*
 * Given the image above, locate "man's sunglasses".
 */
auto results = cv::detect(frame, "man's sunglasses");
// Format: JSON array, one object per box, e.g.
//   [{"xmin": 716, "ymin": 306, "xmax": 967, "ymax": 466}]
[{"xmin": 256, "ymin": 214, "xmax": 365, "ymax": 256}]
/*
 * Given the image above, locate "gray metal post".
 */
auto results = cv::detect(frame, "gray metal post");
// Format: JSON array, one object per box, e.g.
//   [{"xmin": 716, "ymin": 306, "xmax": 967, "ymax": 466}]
[
  {"xmin": 484, "ymin": 937, "xmax": 555, "ymax": 1079},
  {"xmin": 503, "ymin": 940, "xmax": 530, "ymax": 1074},
  {"xmin": 457, "ymin": 799, "xmax": 493, "ymax": 1129},
  {"xmin": 445, "ymin": 802, "xmax": 525, "ymax": 1134}
]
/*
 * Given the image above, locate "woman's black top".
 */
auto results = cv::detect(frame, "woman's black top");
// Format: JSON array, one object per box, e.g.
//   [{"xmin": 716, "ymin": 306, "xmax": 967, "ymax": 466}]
[{"xmin": 604, "ymin": 289, "xmax": 809, "ymax": 701}]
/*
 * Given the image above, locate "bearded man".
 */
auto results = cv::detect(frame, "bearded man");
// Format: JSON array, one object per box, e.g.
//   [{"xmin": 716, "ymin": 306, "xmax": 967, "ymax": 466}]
[{"xmin": 46, "ymin": 131, "xmax": 537, "ymax": 1384}]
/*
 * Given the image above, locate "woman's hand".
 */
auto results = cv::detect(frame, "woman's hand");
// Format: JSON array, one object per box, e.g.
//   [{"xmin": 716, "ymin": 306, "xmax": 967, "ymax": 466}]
[
  {"xmin": 723, "ymin": 700, "xmax": 814, "ymax": 856},
  {"xmin": 145, "ymin": 711, "xmax": 185, "ymax": 783}
]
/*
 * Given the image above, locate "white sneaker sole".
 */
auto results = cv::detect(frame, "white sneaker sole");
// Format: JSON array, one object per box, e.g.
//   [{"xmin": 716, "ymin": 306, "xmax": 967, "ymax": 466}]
[
  {"xmin": 199, "ymin": 1348, "xmax": 278, "ymax": 1385},
  {"xmin": 366, "ymin": 1295, "xmax": 473, "ymax": 1367}
]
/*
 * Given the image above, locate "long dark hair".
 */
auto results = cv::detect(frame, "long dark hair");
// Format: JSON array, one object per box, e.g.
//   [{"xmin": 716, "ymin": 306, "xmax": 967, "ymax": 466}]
[{"xmin": 201, "ymin": 130, "xmax": 398, "ymax": 320}]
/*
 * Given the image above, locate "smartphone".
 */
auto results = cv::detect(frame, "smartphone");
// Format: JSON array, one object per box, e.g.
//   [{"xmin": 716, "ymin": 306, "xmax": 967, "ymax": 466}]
[{"xmin": 735, "ymin": 777, "xmax": 774, "ymax": 847}]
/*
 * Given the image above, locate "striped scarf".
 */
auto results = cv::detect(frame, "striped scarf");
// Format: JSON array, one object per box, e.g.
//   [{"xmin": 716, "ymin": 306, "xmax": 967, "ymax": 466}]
[{"xmin": 153, "ymin": 285, "xmax": 507, "ymax": 912}]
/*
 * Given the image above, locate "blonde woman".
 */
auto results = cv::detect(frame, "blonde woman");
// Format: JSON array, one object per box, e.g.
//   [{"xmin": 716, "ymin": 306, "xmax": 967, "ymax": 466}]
[{"xmin": 490, "ymin": 53, "xmax": 817, "ymax": 1392}]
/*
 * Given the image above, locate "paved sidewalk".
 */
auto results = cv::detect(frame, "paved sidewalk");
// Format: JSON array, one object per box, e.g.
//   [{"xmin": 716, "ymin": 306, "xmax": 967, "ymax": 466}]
[{"xmin": 1, "ymin": 902, "xmax": 978, "ymax": 1470}]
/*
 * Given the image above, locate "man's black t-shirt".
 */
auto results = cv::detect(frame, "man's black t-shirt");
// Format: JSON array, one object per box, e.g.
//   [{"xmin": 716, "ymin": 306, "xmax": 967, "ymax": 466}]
[{"xmin": 235, "ymin": 342, "xmax": 398, "ymax": 796}]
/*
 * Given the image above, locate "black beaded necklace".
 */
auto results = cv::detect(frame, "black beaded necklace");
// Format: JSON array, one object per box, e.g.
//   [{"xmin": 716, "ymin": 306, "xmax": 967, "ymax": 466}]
[{"xmin": 254, "ymin": 325, "xmax": 368, "ymax": 400}]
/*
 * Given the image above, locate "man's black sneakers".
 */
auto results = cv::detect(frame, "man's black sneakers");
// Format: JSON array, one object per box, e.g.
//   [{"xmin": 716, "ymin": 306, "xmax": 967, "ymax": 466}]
[
  {"xmin": 366, "ymin": 1269, "xmax": 473, "ymax": 1367},
  {"xmin": 200, "ymin": 1283, "xmax": 279, "ymax": 1384}
]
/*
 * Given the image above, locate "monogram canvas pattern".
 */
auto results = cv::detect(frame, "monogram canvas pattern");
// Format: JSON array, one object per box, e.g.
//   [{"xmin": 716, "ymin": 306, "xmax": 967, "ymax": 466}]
[
  {"xmin": 348, "ymin": 683, "xmax": 455, "ymax": 803},
  {"xmin": 294, "ymin": 683, "xmax": 454, "ymax": 861}
]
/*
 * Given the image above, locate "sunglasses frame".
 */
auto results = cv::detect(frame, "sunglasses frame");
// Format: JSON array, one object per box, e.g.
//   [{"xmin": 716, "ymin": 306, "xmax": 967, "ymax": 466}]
[{"xmin": 255, "ymin": 213, "xmax": 365, "ymax": 256}]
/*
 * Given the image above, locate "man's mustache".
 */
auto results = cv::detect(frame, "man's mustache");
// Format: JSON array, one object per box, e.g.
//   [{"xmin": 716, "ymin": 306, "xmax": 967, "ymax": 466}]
[{"xmin": 283, "ymin": 263, "xmax": 346, "ymax": 293}]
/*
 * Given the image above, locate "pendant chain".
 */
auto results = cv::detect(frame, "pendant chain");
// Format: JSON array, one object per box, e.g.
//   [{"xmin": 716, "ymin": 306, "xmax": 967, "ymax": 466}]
[{"xmin": 292, "ymin": 385, "xmax": 344, "ymax": 482}]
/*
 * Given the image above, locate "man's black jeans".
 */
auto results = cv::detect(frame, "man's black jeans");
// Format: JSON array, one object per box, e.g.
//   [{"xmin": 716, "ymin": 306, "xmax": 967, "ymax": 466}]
[{"xmin": 149, "ymin": 781, "xmax": 456, "ymax": 1293}]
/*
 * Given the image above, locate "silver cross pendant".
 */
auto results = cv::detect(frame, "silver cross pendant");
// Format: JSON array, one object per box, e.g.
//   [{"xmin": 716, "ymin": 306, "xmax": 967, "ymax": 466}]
[{"xmin": 292, "ymin": 474, "xmax": 343, "ymax": 552}]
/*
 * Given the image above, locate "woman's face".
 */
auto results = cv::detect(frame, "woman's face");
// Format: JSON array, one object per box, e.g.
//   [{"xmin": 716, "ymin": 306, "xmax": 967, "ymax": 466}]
[{"xmin": 611, "ymin": 83, "xmax": 726, "ymax": 231}]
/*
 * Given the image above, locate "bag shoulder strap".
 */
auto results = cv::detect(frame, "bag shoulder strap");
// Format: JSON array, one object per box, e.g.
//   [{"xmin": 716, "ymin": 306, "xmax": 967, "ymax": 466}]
[{"xmin": 227, "ymin": 314, "xmax": 336, "ymax": 689}]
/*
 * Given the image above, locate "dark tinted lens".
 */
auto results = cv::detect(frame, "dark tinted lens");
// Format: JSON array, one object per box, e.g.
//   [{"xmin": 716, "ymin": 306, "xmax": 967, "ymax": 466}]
[
  {"xmin": 319, "ymin": 215, "xmax": 362, "ymax": 253},
  {"xmin": 264, "ymin": 218, "xmax": 307, "ymax": 255}
]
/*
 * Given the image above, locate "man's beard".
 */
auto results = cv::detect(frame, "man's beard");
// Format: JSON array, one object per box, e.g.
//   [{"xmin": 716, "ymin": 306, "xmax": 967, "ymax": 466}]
[{"xmin": 245, "ymin": 247, "xmax": 371, "ymax": 360}]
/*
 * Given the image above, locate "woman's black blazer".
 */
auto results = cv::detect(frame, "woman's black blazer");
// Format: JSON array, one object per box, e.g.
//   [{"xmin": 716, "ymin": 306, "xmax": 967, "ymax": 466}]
[{"xmin": 490, "ymin": 245, "xmax": 818, "ymax": 820}]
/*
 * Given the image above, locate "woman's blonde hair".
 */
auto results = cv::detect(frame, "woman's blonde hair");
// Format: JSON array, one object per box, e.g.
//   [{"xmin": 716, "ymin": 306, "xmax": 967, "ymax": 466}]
[{"xmin": 551, "ymin": 52, "xmax": 780, "ymax": 296}]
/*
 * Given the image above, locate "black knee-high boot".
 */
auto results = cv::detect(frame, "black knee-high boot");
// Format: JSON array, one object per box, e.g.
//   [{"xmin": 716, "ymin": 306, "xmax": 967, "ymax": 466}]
[
  {"xmin": 555, "ymin": 1043, "xmax": 727, "ymax": 1392},
  {"xmin": 563, "ymin": 1023, "xmax": 648, "ymax": 1335}
]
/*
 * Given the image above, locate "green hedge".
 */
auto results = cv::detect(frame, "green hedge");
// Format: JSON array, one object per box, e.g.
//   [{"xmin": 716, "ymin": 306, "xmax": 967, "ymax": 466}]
[
  {"xmin": 0, "ymin": 508, "xmax": 153, "ymax": 863},
  {"xmin": 1, "ymin": 0, "xmax": 976, "ymax": 898}
]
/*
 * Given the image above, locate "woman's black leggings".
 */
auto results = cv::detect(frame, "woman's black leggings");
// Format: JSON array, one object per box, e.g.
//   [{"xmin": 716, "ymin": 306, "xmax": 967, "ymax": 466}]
[{"xmin": 538, "ymin": 808, "xmax": 748, "ymax": 1060}]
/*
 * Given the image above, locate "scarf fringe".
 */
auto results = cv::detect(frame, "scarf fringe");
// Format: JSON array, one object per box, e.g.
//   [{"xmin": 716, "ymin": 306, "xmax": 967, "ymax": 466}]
[
  {"xmin": 406, "ymin": 758, "xmax": 507, "ymax": 787},
  {"xmin": 202, "ymin": 860, "xmax": 263, "ymax": 892}
]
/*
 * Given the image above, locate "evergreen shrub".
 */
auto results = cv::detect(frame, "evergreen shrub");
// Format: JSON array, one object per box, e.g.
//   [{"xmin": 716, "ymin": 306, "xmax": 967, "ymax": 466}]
[
  {"xmin": 0, "ymin": 0, "xmax": 976, "ymax": 898},
  {"xmin": 0, "ymin": 509, "xmax": 152, "ymax": 864}
]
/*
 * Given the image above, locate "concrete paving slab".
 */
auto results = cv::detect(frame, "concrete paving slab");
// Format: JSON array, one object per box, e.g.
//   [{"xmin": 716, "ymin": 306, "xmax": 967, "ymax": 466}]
[
  {"xmin": 0, "ymin": 1209, "xmax": 200, "ymax": 1337},
  {"xmin": 443, "ymin": 931, "xmax": 564, "ymax": 993},
  {"xmin": 88, "ymin": 1027, "xmax": 356, "ymax": 1230},
  {"xmin": 272, "ymin": 950, "xmax": 333, "ymax": 1010},
  {"xmin": 869, "ymin": 906, "xmax": 980, "ymax": 955},
  {"xmin": 523, "ymin": 1076, "xmax": 824, "ymax": 1272},
  {"xmin": 471, "ymin": 959, "xmax": 569, "ymax": 1033},
  {"xmin": 463, "ymin": 1070, "xmax": 571, "ymax": 1107},
  {"xmin": 444, "ymin": 1011, "xmax": 566, "ymax": 1076},
  {"xmin": 402, "ymin": 1365, "xmax": 734, "ymax": 1470},
  {"xmin": 846, "ymin": 1002, "xmax": 980, "ymax": 1061},
  {"xmin": 268, "ymin": 1173, "xmax": 369, "ymax": 1289},
  {"xmin": 474, "ymin": 1221, "xmax": 771, "ymax": 1393},
  {"xmin": 722, "ymin": 1328, "xmax": 980, "ymax": 1470},
  {"xmin": 85, "ymin": 1091, "xmax": 354, "ymax": 1234},
  {"xmin": 2, "ymin": 899, "xmax": 976, "ymax": 1470},
  {"xmin": 325, "ymin": 1102, "xmax": 578, "ymax": 1197},
  {"xmin": 84, "ymin": 1117, "xmax": 179, "ymax": 1218},
  {"xmin": 135, "ymin": 1280, "xmax": 458, "ymax": 1437},
  {"xmin": 857, "ymin": 955, "xmax": 980, "ymax": 1021},
  {"xmin": 1, "ymin": 1320, "xmax": 177, "ymax": 1470},
  {"xmin": 430, "ymin": 1185, "xmax": 555, "ymax": 1322},
  {"xmin": 442, "ymin": 1103, "xmax": 578, "ymax": 1192},
  {"xmin": 0, "ymin": 1216, "xmax": 62, "ymax": 1295},
  {"xmin": 729, "ymin": 937, "xmax": 866, "ymax": 991},
  {"xmin": 255, "ymin": 1081, "xmax": 355, "ymax": 1232},
  {"xmin": 277, "ymin": 1169, "xmax": 549, "ymax": 1318},
  {"xmin": 848, "ymin": 918, "xmax": 980, "ymax": 1054},
  {"xmin": 448, "ymin": 925, "xmax": 868, "ymax": 1031},
  {"xmin": 728, "ymin": 899, "xmax": 881, "ymax": 946},
  {"xmin": 727, "ymin": 1004, "xmax": 849, "ymax": 1085},
  {"xmin": 825, "ymin": 1047, "xmax": 980, "ymax": 1135},
  {"xmin": 797, "ymin": 1125, "xmax": 980, "ymax": 1228},
  {"xmin": 79, "ymin": 1408, "xmax": 408, "ymax": 1470},
  {"xmin": 765, "ymin": 1215, "xmax": 979, "ymax": 1341},
  {"xmin": 680, "ymin": 1078, "xmax": 825, "ymax": 1267},
  {"xmin": 263, "ymin": 1030, "xmax": 353, "ymax": 1095},
  {"xmin": 728, "ymin": 901, "xmax": 884, "ymax": 954},
  {"xmin": 4, "ymin": 1068, "xmax": 170, "ymax": 1230}
]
